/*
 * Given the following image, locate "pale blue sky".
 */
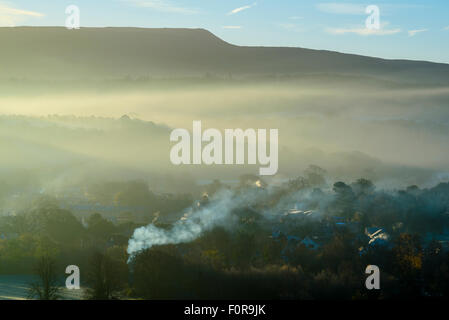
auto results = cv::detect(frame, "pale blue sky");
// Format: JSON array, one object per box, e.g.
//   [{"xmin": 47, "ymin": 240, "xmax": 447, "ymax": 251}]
[{"xmin": 2, "ymin": 0, "xmax": 449, "ymax": 63}]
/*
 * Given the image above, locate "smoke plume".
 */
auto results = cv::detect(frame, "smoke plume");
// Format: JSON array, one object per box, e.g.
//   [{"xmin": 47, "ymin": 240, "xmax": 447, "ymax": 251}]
[{"xmin": 127, "ymin": 188, "xmax": 258, "ymax": 259}]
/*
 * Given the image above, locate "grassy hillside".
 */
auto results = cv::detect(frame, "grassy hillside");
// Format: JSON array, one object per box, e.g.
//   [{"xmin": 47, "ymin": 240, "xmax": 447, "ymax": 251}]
[{"xmin": 1, "ymin": 27, "xmax": 448, "ymax": 84}]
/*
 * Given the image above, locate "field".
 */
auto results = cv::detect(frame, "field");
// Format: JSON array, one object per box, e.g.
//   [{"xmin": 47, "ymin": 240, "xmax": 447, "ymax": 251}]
[{"xmin": 0, "ymin": 276, "xmax": 84, "ymax": 300}]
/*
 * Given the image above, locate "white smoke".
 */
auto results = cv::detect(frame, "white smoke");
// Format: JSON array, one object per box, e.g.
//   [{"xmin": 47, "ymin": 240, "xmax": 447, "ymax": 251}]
[
  {"xmin": 127, "ymin": 188, "xmax": 260, "ymax": 260},
  {"xmin": 126, "ymin": 184, "xmax": 330, "ymax": 261}
]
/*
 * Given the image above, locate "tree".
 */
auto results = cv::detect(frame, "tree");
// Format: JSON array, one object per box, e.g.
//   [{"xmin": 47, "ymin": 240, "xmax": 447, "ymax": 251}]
[
  {"xmin": 231, "ymin": 231, "xmax": 256, "ymax": 270},
  {"xmin": 392, "ymin": 233, "xmax": 423, "ymax": 297},
  {"xmin": 87, "ymin": 213, "xmax": 116, "ymax": 242},
  {"xmin": 27, "ymin": 253, "xmax": 61, "ymax": 300},
  {"xmin": 304, "ymin": 165, "xmax": 327, "ymax": 187},
  {"xmin": 133, "ymin": 249, "xmax": 191, "ymax": 299},
  {"xmin": 332, "ymin": 182, "xmax": 355, "ymax": 218},
  {"xmin": 422, "ymin": 240, "xmax": 449, "ymax": 296},
  {"xmin": 84, "ymin": 249, "xmax": 128, "ymax": 300},
  {"xmin": 27, "ymin": 201, "xmax": 85, "ymax": 245},
  {"xmin": 113, "ymin": 180, "xmax": 158, "ymax": 208},
  {"xmin": 352, "ymin": 178, "xmax": 375, "ymax": 196},
  {"xmin": 287, "ymin": 176, "xmax": 309, "ymax": 192}
]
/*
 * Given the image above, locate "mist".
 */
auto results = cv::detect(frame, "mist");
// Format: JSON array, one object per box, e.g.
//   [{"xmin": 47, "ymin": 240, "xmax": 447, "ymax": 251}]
[
  {"xmin": 0, "ymin": 77, "xmax": 448, "ymax": 193},
  {"xmin": 2, "ymin": 26, "xmax": 449, "ymax": 301}
]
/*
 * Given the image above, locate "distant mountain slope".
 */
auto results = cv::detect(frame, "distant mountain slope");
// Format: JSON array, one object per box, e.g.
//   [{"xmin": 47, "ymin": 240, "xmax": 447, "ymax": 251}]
[{"xmin": 1, "ymin": 27, "xmax": 448, "ymax": 84}]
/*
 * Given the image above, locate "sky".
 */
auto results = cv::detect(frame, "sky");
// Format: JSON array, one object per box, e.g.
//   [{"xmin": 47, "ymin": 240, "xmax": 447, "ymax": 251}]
[{"xmin": 1, "ymin": 0, "xmax": 448, "ymax": 63}]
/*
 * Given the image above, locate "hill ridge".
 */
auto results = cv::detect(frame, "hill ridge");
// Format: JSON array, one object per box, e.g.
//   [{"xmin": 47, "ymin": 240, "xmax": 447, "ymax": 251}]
[{"xmin": 1, "ymin": 27, "xmax": 448, "ymax": 84}]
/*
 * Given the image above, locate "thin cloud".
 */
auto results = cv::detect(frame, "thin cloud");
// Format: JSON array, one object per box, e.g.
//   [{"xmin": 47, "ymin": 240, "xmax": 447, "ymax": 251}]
[
  {"xmin": 443, "ymin": 26, "xmax": 449, "ymax": 31},
  {"xmin": 0, "ymin": 2, "xmax": 44, "ymax": 26},
  {"xmin": 228, "ymin": 3, "xmax": 257, "ymax": 15},
  {"xmin": 278, "ymin": 23, "xmax": 305, "ymax": 33},
  {"xmin": 222, "ymin": 26, "xmax": 242, "ymax": 29},
  {"xmin": 408, "ymin": 29, "xmax": 428, "ymax": 37},
  {"xmin": 326, "ymin": 21, "xmax": 401, "ymax": 36},
  {"xmin": 326, "ymin": 27, "xmax": 401, "ymax": 36},
  {"xmin": 124, "ymin": 0, "xmax": 198, "ymax": 14},
  {"xmin": 316, "ymin": 3, "xmax": 365, "ymax": 15}
]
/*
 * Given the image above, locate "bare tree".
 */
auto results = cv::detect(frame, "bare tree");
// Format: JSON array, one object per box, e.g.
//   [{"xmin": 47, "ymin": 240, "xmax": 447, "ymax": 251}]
[
  {"xmin": 27, "ymin": 253, "xmax": 61, "ymax": 300},
  {"xmin": 84, "ymin": 249, "xmax": 128, "ymax": 300}
]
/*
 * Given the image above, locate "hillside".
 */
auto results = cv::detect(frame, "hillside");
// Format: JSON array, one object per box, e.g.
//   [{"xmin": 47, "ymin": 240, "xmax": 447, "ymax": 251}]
[{"xmin": 1, "ymin": 27, "xmax": 448, "ymax": 84}]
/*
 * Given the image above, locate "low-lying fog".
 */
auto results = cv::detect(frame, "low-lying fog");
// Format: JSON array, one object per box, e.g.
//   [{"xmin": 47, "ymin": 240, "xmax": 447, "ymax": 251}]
[{"xmin": 0, "ymin": 77, "xmax": 448, "ymax": 197}]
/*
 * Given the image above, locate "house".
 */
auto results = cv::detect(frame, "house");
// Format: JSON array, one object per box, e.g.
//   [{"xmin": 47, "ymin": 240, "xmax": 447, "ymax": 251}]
[{"xmin": 365, "ymin": 227, "xmax": 389, "ymax": 246}]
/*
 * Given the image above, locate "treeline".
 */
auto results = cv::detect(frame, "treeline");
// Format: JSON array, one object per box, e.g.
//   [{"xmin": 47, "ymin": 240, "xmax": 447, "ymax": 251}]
[{"xmin": 1, "ymin": 172, "xmax": 449, "ymax": 299}]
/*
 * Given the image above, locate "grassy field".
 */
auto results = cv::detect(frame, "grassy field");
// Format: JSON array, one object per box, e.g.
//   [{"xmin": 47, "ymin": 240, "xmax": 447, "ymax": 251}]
[{"xmin": 0, "ymin": 275, "xmax": 84, "ymax": 300}]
